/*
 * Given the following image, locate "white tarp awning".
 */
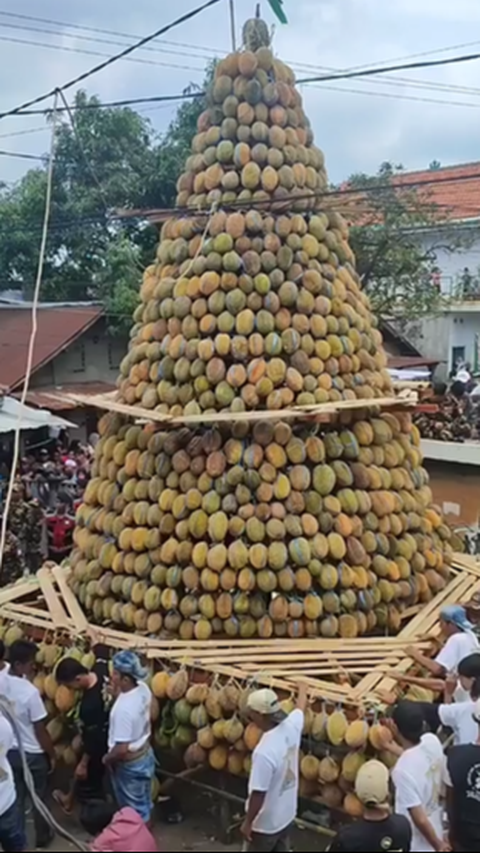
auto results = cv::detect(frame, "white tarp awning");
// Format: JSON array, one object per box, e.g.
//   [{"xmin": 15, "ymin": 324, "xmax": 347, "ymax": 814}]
[{"xmin": 0, "ymin": 395, "xmax": 74, "ymax": 434}]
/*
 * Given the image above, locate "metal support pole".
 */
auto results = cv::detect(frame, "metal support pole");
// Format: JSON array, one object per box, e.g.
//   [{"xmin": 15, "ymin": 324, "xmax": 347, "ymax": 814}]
[{"xmin": 228, "ymin": 0, "xmax": 237, "ymax": 51}]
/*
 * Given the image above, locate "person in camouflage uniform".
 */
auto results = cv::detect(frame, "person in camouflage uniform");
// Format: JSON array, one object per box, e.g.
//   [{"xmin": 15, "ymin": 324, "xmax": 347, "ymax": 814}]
[
  {"xmin": 0, "ymin": 528, "xmax": 25, "ymax": 585},
  {"xmin": 25, "ymin": 499, "xmax": 45, "ymax": 574}
]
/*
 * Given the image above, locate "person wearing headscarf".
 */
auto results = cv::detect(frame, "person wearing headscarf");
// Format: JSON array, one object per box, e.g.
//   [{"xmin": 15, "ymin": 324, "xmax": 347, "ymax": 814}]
[
  {"xmin": 104, "ymin": 652, "xmax": 155, "ymax": 824},
  {"xmin": 406, "ymin": 606, "xmax": 479, "ymax": 703}
]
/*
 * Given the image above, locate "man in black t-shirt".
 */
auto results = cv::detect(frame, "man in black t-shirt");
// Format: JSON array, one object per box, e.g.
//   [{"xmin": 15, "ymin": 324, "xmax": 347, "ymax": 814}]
[
  {"xmin": 53, "ymin": 646, "xmax": 111, "ymax": 813},
  {"xmin": 445, "ymin": 697, "xmax": 480, "ymax": 852},
  {"xmin": 329, "ymin": 760, "xmax": 412, "ymax": 852}
]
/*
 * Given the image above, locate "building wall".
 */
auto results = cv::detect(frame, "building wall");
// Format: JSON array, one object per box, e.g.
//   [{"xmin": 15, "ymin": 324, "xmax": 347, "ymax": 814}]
[
  {"xmin": 30, "ymin": 320, "xmax": 127, "ymax": 389},
  {"xmin": 421, "ymin": 223, "xmax": 480, "ymax": 296},
  {"xmin": 408, "ymin": 225, "xmax": 480, "ymax": 372}
]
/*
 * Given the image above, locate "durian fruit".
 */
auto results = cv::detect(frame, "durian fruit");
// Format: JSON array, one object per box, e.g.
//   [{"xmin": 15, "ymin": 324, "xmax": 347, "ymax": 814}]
[
  {"xmin": 345, "ymin": 719, "xmax": 369, "ymax": 750},
  {"xmin": 68, "ymin": 14, "xmax": 457, "ymax": 640},
  {"xmin": 327, "ymin": 710, "xmax": 348, "ymax": 747}
]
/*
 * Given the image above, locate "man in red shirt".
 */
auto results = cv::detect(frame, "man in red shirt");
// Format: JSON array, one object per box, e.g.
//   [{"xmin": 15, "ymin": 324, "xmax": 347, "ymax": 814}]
[{"xmin": 46, "ymin": 502, "xmax": 76, "ymax": 561}]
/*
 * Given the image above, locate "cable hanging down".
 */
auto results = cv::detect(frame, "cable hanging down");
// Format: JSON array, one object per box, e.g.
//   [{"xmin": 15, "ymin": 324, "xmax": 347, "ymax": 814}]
[{"xmin": 0, "ymin": 90, "xmax": 59, "ymax": 581}]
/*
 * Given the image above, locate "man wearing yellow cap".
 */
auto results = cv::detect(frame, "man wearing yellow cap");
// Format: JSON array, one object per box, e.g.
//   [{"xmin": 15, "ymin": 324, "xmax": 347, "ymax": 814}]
[
  {"xmin": 328, "ymin": 761, "xmax": 412, "ymax": 851},
  {"xmin": 241, "ymin": 685, "xmax": 307, "ymax": 851}
]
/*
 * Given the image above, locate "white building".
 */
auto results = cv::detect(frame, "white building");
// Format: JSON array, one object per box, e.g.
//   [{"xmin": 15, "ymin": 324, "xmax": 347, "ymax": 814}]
[{"xmin": 396, "ymin": 162, "xmax": 480, "ymax": 377}]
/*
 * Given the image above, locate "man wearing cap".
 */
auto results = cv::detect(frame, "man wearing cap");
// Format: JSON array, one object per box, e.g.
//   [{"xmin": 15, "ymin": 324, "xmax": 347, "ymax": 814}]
[
  {"xmin": 445, "ymin": 698, "xmax": 480, "ymax": 851},
  {"xmin": 104, "ymin": 652, "xmax": 155, "ymax": 824},
  {"xmin": 407, "ymin": 605, "xmax": 479, "ymax": 703},
  {"xmin": 241, "ymin": 685, "xmax": 307, "ymax": 852},
  {"xmin": 328, "ymin": 760, "xmax": 412, "ymax": 851}
]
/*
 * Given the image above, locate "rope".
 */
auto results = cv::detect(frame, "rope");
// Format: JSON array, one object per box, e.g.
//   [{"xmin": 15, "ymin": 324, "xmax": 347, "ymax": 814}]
[
  {"xmin": 0, "ymin": 699, "xmax": 89, "ymax": 851},
  {"xmin": 0, "ymin": 90, "xmax": 59, "ymax": 582}
]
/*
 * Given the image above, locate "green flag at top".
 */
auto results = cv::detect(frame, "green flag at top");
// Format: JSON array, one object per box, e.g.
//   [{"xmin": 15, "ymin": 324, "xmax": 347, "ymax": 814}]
[{"xmin": 266, "ymin": 0, "xmax": 288, "ymax": 24}]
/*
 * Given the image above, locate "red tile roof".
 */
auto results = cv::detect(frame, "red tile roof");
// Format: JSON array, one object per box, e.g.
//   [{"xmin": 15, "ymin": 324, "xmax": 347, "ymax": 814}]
[
  {"xmin": 392, "ymin": 162, "xmax": 480, "ymax": 222},
  {"xmin": 0, "ymin": 306, "xmax": 103, "ymax": 391},
  {"xmin": 339, "ymin": 161, "xmax": 480, "ymax": 225},
  {"xmin": 18, "ymin": 382, "xmax": 116, "ymax": 411}
]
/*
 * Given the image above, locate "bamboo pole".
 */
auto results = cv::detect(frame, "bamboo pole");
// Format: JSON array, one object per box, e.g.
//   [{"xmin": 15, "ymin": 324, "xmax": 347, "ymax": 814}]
[{"xmin": 228, "ymin": 0, "xmax": 236, "ymax": 51}]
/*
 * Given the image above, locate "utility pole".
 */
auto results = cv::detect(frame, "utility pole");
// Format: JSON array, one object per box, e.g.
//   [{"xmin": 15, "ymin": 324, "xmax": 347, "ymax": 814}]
[{"xmin": 228, "ymin": 0, "xmax": 237, "ymax": 51}]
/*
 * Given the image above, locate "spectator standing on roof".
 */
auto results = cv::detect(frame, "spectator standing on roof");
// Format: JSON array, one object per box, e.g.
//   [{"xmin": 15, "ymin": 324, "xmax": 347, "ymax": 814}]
[{"xmin": 241, "ymin": 685, "xmax": 307, "ymax": 852}]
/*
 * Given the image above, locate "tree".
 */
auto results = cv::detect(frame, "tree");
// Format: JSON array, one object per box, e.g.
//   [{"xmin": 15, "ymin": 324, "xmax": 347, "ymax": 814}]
[
  {"xmin": 346, "ymin": 161, "xmax": 463, "ymax": 321},
  {"xmin": 0, "ymin": 80, "xmax": 209, "ymax": 326}
]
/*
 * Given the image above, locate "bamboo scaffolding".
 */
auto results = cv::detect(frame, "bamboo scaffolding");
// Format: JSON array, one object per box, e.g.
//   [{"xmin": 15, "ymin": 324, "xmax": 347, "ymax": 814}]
[
  {"xmin": 0, "ymin": 555, "xmax": 478, "ymax": 707},
  {"xmin": 62, "ymin": 391, "xmax": 418, "ymax": 429}
]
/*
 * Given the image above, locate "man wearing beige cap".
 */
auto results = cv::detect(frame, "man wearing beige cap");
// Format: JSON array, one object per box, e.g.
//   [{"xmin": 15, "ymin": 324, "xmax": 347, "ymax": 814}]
[
  {"xmin": 241, "ymin": 684, "xmax": 307, "ymax": 851},
  {"xmin": 329, "ymin": 761, "xmax": 412, "ymax": 851}
]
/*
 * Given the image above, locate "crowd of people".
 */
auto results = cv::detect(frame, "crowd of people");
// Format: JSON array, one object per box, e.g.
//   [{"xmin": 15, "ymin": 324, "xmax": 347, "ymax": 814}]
[
  {"xmin": 0, "ymin": 434, "xmax": 95, "ymax": 585},
  {"xmin": 0, "ymin": 640, "xmax": 158, "ymax": 852},
  {"xmin": 1, "ymin": 602, "xmax": 480, "ymax": 850}
]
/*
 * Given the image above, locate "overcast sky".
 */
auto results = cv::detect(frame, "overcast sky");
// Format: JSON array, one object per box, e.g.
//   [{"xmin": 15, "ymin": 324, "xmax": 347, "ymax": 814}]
[{"xmin": 1, "ymin": 0, "xmax": 480, "ymax": 185}]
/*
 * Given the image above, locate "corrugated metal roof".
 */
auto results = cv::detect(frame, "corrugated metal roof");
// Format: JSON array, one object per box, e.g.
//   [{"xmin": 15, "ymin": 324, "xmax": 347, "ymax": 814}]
[
  {"xmin": 388, "ymin": 356, "xmax": 441, "ymax": 369},
  {"xmin": 0, "ymin": 395, "xmax": 74, "ymax": 434},
  {"xmin": 0, "ymin": 306, "xmax": 103, "ymax": 391},
  {"xmin": 19, "ymin": 382, "xmax": 116, "ymax": 411}
]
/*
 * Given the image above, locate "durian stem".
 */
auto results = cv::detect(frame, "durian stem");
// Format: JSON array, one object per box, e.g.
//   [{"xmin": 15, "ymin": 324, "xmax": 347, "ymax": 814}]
[{"xmin": 228, "ymin": 0, "xmax": 236, "ymax": 50}]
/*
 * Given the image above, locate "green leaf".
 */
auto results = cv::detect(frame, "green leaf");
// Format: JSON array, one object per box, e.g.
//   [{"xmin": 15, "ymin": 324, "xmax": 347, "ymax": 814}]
[{"xmin": 267, "ymin": 0, "xmax": 288, "ymax": 24}]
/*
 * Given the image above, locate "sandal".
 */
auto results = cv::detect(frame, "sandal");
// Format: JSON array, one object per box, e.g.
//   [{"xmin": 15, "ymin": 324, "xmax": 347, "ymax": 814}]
[{"xmin": 52, "ymin": 790, "xmax": 73, "ymax": 816}]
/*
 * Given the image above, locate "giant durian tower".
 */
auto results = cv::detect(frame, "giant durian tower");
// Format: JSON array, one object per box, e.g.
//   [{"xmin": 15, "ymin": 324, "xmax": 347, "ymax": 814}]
[{"xmin": 71, "ymin": 17, "xmax": 455, "ymax": 640}]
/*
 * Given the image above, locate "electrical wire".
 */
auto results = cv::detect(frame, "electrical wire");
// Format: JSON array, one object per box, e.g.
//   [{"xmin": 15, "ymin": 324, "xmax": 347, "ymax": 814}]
[
  {"xmin": 0, "ymin": 148, "xmax": 44, "ymax": 161},
  {"xmin": 295, "ymin": 51, "xmax": 480, "ymax": 85},
  {"xmin": 0, "ymin": 0, "xmax": 222, "ymax": 121},
  {"xmin": 0, "ymin": 33, "xmax": 207, "ymax": 73},
  {"xmin": 5, "ymin": 10, "xmax": 480, "ymax": 100},
  {"xmin": 0, "ymin": 90, "xmax": 58, "ymax": 581}
]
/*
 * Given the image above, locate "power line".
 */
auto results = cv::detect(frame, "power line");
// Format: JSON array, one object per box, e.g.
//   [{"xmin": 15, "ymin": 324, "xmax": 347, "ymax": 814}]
[
  {"xmin": 0, "ymin": 0, "xmax": 222, "ymax": 121},
  {"xmin": 296, "ymin": 51, "xmax": 480, "ymax": 85},
  {"xmin": 0, "ymin": 148, "xmax": 44, "ymax": 161},
  {"xmin": 0, "ymin": 10, "xmax": 220, "ymax": 57},
  {"xmin": 4, "ymin": 9, "xmax": 480, "ymax": 96},
  {"xmin": 0, "ymin": 126, "xmax": 48, "ymax": 140},
  {"xmin": 0, "ymin": 18, "xmax": 216, "ymax": 64},
  {"xmin": 0, "ymin": 34, "xmax": 206, "ymax": 74},
  {"xmin": 308, "ymin": 82, "xmax": 480, "ymax": 110}
]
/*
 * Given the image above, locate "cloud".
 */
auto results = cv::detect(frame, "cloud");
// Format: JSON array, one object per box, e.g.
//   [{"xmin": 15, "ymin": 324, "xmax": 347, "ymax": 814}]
[{"xmin": 0, "ymin": 0, "xmax": 480, "ymax": 186}]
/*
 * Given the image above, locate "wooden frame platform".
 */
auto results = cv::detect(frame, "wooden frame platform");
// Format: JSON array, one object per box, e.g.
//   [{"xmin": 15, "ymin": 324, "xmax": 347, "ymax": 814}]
[
  {"xmin": 0, "ymin": 555, "xmax": 479, "ymax": 707},
  {"xmin": 57, "ymin": 390, "xmax": 418, "ymax": 429}
]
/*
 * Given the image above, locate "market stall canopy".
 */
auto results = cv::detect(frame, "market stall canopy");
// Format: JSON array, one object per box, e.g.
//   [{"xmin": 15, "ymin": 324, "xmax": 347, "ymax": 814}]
[{"xmin": 0, "ymin": 395, "xmax": 74, "ymax": 434}]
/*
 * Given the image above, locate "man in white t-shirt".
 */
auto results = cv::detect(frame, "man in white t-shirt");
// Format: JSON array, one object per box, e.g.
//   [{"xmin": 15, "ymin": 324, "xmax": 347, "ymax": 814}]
[
  {"xmin": 0, "ymin": 640, "xmax": 9, "ymax": 690},
  {"xmin": 4, "ymin": 640, "xmax": 55, "ymax": 850},
  {"xmin": 104, "ymin": 651, "xmax": 155, "ymax": 824},
  {"xmin": 407, "ymin": 605, "xmax": 479, "ymax": 703},
  {"xmin": 390, "ymin": 701, "xmax": 448, "ymax": 853},
  {"xmin": 0, "ymin": 712, "xmax": 26, "ymax": 851},
  {"xmin": 241, "ymin": 684, "xmax": 307, "ymax": 852}
]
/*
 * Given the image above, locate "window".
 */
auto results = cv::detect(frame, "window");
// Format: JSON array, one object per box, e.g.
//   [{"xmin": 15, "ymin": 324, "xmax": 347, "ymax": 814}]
[
  {"xmin": 451, "ymin": 346, "xmax": 465, "ymax": 371},
  {"xmin": 70, "ymin": 341, "xmax": 86, "ymax": 374},
  {"xmin": 108, "ymin": 339, "xmax": 122, "ymax": 371}
]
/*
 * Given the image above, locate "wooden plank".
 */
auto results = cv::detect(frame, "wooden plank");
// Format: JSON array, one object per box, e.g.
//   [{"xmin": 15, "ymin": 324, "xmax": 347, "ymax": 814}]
[
  {"xmin": 63, "ymin": 392, "xmax": 417, "ymax": 430},
  {"xmin": 36, "ymin": 568, "xmax": 70, "ymax": 629},
  {"xmin": 51, "ymin": 566, "xmax": 89, "ymax": 632},
  {"xmin": 0, "ymin": 578, "xmax": 40, "ymax": 605},
  {"xmin": 0, "ymin": 606, "xmax": 55, "ymax": 630}
]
